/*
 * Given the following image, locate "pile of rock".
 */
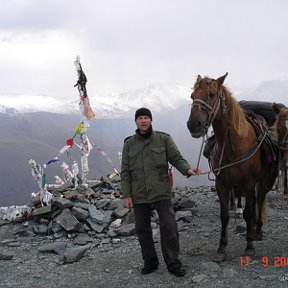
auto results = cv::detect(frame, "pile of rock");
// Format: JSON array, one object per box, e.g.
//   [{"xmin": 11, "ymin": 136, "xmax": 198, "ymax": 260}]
[
  {"xmin": 13, "ymin": 175, "xmax": 135, "ymax": 238},
  {"xmin": 0, "ymin": 174, "xmax": 199, "ymax": 263}
]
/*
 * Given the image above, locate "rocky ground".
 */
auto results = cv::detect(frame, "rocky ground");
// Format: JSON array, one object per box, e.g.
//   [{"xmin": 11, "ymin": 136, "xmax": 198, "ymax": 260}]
[{"xmin": 1, "ymin": 185, "xmax": 288, "ymax": 288}]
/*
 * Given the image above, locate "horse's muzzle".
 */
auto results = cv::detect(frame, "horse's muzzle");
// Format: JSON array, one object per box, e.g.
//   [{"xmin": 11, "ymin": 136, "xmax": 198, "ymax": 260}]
[{"xmin": 186, "ymin": 120, "xmax": 206, "ymax": 138}]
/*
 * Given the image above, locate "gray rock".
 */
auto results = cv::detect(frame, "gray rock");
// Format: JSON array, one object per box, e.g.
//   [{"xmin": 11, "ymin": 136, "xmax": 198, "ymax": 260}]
[
  {"xmin": 88, "ymin": 206, "xmax": 106, "ymax": 224},
  {"xmin": 55, "ymin": 208, "xmax": 81, "ymax": 232},
  {"xmin": 114, "ymin": 223, "xmax": 135, "ymax": 236},
  {"xmin": 61, "ymin": 244, "xmax": 91, "ymax": 263},
  {"xmin": 197, "ymin": 261, "xmax": 221, "ymax": 275},
  {"xmin": 38, "ymin": 242, "xmax": 67, "ymax": 255},
  {"xmin": 176, "ymin": 210, "xmax": 193, "ymax": 222},
  {"xmin": 107, "ymin": 199, "xmax": 124, "ymax": 210},
  {"xmin": 74, "ymin": 233, "xmax": 93, "ymax": 245},
  {"xmin": 113, "ymin": 207, "xmax": 130, "ymax": 218},
  {"xmin": 52, "ymin": 197, "xmax": 74, "ymax": 209},
  {"xmin": 73, "ymin": 202, "xmax": 91, "ymax": 210},
  {"xmin": 32, "ymin": 223, "xmax": 48, "ymax": 235},
  {"xmin": 178, "ymin": 198, "xmax": 197, "ymax": 209},
  {"xmin": 96, "ymin": 199, "xmax": 111, "ymax": 209},
  {"xmin": 0, "ymin": 249, "xmax": 14, "ymax": 260},
  {"xmin": 71, "ymin": 206, "xmax": 89, "ymax": 221},
  {"xmin": 87, "ymin": 218, "xmax": 109, "ymax": 233}
]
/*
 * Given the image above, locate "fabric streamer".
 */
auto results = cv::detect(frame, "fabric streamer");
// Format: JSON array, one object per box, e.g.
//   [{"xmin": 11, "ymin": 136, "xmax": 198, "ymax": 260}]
[
  {"xmin": 28, "ymin": 56, "xmax": 119, "ymax": 191},
  {"xmin": 95, "ymin": 145, "xmax": 119, "ymax": 174}
]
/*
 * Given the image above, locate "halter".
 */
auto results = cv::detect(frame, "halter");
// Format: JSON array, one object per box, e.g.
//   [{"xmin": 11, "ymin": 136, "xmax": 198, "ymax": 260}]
[{"xmin": 191, "ymin": 89, "xmax": 226, "ymax": 131}]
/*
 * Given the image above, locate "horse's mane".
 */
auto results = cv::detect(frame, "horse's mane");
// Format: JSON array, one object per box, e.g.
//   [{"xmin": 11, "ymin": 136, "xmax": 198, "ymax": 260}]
[{"xmin": 222, "ymin": 86, "xmax": 250, "ymax": 138}]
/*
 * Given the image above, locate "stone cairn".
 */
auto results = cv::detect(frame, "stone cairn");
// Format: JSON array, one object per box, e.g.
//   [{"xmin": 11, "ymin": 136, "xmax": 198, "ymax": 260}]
[{"xmin": 0, "ymin": 174, "xmax": 198, "ymax": 263}]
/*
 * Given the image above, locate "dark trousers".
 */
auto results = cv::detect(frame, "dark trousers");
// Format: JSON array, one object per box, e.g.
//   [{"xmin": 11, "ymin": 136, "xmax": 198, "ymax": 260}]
[{"xmin": 133, "ymin": 199, "xmax": 182, "ymax": 270}]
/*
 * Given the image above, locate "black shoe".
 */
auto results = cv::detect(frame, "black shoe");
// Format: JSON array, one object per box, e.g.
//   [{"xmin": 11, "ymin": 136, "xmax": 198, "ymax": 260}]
[
  {"xmin": 141, "ymin": 265, "xmax": 158, "ymax": 275},
  {"xmin": 169, "ymin": 267, "xmax": 186, "ymax": 277}
]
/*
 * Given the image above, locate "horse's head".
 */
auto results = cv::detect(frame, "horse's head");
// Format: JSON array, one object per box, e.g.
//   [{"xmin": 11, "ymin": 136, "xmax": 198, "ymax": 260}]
[
  {"xmin": 272, "ymin": 103, "xmax": 288, "ymax": 152},
  {"xmin": 187, "ymin": 72, "xmax": 228, "ymax": 138}
]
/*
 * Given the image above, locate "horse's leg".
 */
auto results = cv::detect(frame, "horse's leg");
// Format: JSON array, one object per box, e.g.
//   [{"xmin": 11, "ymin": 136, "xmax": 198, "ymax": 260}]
[
  {"xmin": 236, "ymin": 194, "xmax": 243, "ymax": 215},
  {"xmin": 255, "ymin": 165, "xmax": 279, "ymax": 240},
  {"xmin": 230, "ymin": 187, "xmax": 243, "ymax": 217},
  {"xmin": 284, "ymin": 164, "xmax": 288, "ymax": 197},
  {"xmin": 229, "ymin": 188, "xmax": 235, "ymax": 210},
  {"xmin": 254, "ymin": 182, "xmax": 266, "ymax": 241},
  {"xmin": 214, "ymin": 183, "xmax": 230, "ymax": 263},
  {"xmin": 235, "ymin": 188, "xmax": 243, "ymax": 217},
  {"xmin": 243, "ymin": 185, "xmax": 257, "ymax": 256}
]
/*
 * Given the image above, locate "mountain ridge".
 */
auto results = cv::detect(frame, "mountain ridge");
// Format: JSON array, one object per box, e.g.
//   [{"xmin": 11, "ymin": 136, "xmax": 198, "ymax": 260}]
[{"xmin": 1, "ymin": 79, "xmax": 288, "ymax": 118}]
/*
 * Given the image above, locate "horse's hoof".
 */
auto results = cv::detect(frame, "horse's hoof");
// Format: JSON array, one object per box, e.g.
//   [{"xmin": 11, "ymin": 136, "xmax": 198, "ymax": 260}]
[
  {"xmin": 250, "ymin": 231, "xmax": 263, "ymax": 241},
  {"xmin": 235, "ymin": 213, "xmax": 243, "ymax": 219},
  {"xmin": 213, "ymin": 253, "xmax": 226, "ymax": 263},
  {"xmin": 245, "ymin": 248, "xmax": 255, "ymax": 256},
  {"xmin": 236, "ymin": 208, "xmax": 243, "ymax": 218},
  {"xmin": 255, "ymin": 231, "xmax": 263, "ymax": 241}
]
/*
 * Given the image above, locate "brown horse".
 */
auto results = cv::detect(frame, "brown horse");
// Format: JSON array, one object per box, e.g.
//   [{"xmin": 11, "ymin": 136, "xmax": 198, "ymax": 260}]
[
  {"xmin": 186, "ymin": 73, "xmax": 279, "ymax": 262},
  {"xmin": 271, "ymin": 104, "xmax": 288, "ymax": 197}
]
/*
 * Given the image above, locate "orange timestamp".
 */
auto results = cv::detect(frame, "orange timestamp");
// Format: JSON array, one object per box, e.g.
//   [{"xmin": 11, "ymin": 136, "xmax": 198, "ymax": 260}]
[{"xmin": 240, "ymin": 256, "xmax": 288, "ymax": 267}]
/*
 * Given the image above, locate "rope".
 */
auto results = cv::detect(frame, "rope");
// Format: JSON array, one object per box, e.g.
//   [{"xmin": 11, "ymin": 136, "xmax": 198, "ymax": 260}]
[
  {"xmin": 195, "ymin": 129, "xmax": 268, "ymax": 177},
  {"xmin": 196, "ymin": 136, "xmax": 205, "ymax": 170}
]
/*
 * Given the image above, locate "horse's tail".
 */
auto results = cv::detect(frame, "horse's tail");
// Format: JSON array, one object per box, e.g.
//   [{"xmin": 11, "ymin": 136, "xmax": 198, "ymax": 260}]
[{"xmin": 261, "ymin": 194, "xmax": 268, "ymax": 223}]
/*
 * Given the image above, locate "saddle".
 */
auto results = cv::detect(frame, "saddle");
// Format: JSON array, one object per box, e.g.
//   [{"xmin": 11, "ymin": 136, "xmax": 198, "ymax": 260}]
[
  {"xmin": 203, "ymin": 109, "xmax": 278, "ymax": 164},
  {"xmin": 239, "ymin": 100, "xmax": 285, "ymax": 127},
  {"xmin": 244, "ymin": 110, "xmax": 278, "ymax": 164}
]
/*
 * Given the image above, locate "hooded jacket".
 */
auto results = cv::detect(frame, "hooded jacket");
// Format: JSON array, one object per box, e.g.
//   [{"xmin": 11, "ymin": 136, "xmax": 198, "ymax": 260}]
[{"xmin": 121, "ymin": 129, "xmax": 191, "ymax": 204}]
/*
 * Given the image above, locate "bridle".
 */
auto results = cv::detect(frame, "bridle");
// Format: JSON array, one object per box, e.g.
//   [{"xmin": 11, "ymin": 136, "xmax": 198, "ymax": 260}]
[
  {"xmin": 191, "ymin": 87, "xmax": 229, "ymax": 174},
  {"xmin": 191, "ymin": 88, "xmax": 226, "ymax": 132},
  {"xmin": 191, "ymin": 86, "xmax": 266, "ymax": 176}
]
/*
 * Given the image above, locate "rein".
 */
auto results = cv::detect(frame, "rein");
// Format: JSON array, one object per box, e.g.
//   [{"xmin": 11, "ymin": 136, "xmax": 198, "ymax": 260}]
[
  {"xmin": 196, "ymin": 128, "xmax": 268, "ymax": 178},
  {"xmin": 211, "ymin": 129, "xmax": 268, "ymax": 173},
  {"xmin": 192, "ymin": 90, "xmax": 223, "ymax": 131},
  {"xmin": 193, "ymin": 90, "xmax": 268, "ymax": 177},
  {"xmin": 214, "ymin": 127, "xmax": 230, "ymax": 176}
]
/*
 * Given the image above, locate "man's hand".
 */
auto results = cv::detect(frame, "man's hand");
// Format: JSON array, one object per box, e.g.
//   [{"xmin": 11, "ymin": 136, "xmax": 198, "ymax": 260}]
[
  {"xmin": 188, "ymin": 168, "xmax": 201, "ymax": 176},
  {"xmin": 124, "ymin": 197, "xmax": 133, "ymax": 209}
]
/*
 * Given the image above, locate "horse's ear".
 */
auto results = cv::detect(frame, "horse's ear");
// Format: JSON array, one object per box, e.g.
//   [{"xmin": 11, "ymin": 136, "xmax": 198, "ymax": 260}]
[
  {"xmin": 196, "ymin": 75, "xmax": 202, "ymax": 82},
  {"xmin": 272, "ymin": 103, "xmax": 281, "ymax": 115},
  {"xmin": 216, "ymin": 72, "xmax": 228, "ymax": 87}
]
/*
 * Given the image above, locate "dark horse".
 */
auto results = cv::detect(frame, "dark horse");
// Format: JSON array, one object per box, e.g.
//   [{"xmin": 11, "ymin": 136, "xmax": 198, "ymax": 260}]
[
  {"xmin": 186, "ymin": 73, "xmax": 279, "ymax": 262},
  {"xmin": 271, "ymin": 104, "xmax": 288, "ymax": 198}
]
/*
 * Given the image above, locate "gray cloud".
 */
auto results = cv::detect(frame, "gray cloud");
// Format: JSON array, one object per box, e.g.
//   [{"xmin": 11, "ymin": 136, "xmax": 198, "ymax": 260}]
[{"xmin": 0, "ymin": 0, "xmax": 288, "ymax": 99}]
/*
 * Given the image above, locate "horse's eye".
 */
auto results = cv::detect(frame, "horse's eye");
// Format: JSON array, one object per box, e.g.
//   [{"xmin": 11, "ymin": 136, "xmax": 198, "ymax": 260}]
[{"xmin": 208, "ymin": 93, "xmax": 214, "ymax": 100}]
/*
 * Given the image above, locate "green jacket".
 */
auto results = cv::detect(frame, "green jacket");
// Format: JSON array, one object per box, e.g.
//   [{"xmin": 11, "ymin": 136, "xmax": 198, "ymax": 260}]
[{"xmin": 121, "ymin": 129, "xmax": 191, "ymax": 204}]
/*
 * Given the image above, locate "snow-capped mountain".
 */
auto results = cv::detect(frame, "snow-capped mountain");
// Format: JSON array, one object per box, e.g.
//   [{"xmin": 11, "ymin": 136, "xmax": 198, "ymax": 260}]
[
  {"xmin": 0, "ymin": 94, "xmax": 77, "ymax": 115},
  {"xmin": 0, "ymin": 83, "xmax": 192, "ymax": 118},
  {"xmin": 0, "ymin": 104, "xmax": 18, "ymax": 114},
  {"xmin": 92, "ymin": 83, "xmax": 191, "ymax": 118},
  {"xmin": 236, "ymin": 79, "xmax": 288, "ymax": 105},
  {"xmin": 0, "ymin": 79, "xmax": 288, "ymax": 118}
]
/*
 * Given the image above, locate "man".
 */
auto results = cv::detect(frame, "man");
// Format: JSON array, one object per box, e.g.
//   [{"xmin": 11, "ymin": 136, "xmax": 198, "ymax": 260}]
[{"xmin": 121, "ymin": 107, "xmax": 200, "ymax": 277}]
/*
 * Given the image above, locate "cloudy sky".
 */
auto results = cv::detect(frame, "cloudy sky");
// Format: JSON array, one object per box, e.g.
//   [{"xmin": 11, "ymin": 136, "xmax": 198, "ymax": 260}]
[{"xmin": 0, "ymin": 0, "xmax": 288, "ymax": 101}]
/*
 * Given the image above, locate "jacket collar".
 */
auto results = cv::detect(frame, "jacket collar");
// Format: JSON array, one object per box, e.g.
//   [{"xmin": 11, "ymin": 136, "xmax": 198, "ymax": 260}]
[{"xmin": 135, "ymin": 126, "xmax": 153, "ymax": 140}]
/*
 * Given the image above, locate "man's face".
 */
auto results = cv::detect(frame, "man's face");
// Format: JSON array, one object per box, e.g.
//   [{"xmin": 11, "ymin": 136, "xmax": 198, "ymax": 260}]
[{"xmin": 136, "ymin": 116, "xmax": 152, "ymax": 134}]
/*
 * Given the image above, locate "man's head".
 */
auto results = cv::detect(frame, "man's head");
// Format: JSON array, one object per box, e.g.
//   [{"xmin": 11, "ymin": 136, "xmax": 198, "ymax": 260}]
[
  {"xmin": 135, "ymin": 107, "xmax": 152, "ymax": 134},
  {"xmin": 135, "ymin": 107, "xmax": 152, "ymax": 121}
]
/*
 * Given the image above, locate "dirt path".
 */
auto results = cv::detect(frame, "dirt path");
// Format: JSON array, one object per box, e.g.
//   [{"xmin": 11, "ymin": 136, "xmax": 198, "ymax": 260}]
[{"xmin": 1, "ymin": 187, "xmax": 288, "ymax": 288}]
